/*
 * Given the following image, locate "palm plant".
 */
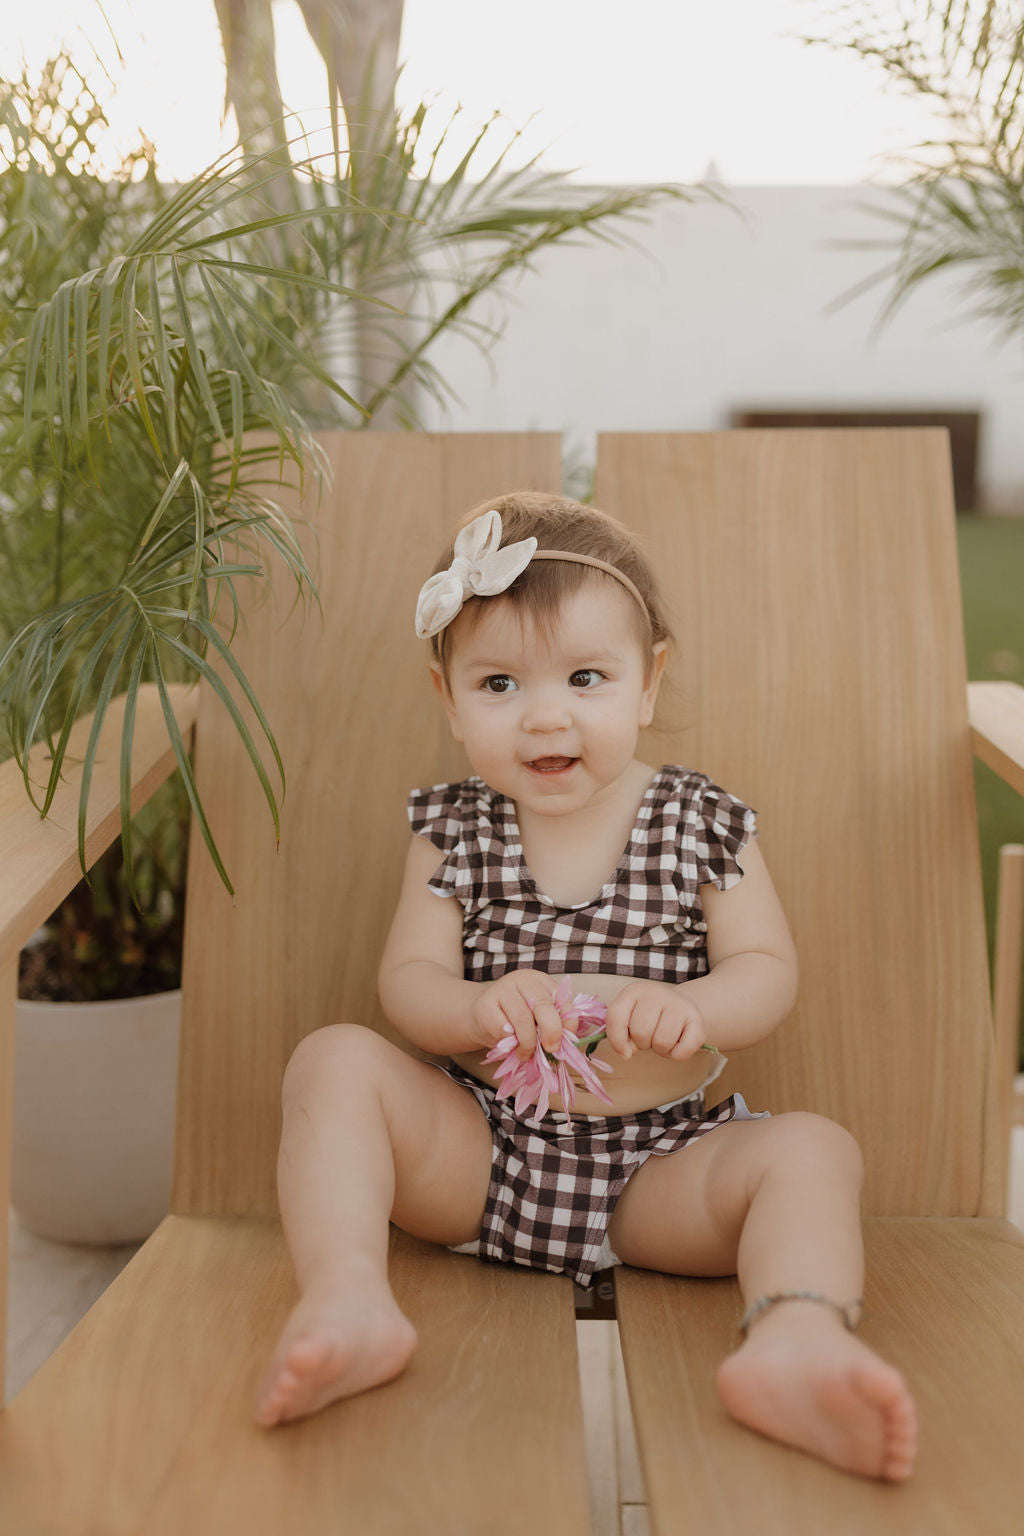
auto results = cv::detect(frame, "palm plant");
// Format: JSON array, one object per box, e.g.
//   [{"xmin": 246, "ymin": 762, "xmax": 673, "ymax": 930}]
[
  {"xmin": 1, "ymin": 49, "xmax": 700, "ymax": 999},
  {"xmin": 804, "ymin": 2, "xmax": 1024, "ymax": 333}
]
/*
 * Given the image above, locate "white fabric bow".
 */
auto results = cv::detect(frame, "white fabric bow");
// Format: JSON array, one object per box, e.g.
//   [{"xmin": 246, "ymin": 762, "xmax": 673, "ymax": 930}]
[{"xmin": 415, "ymin": 510, "xmax": 538, "ymax": 638}]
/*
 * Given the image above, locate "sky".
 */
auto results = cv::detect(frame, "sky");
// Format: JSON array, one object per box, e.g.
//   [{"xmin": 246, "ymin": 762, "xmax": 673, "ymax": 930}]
[{"xmin": 1, "ymin": 0, "xmax": 941, "ymax": 185}]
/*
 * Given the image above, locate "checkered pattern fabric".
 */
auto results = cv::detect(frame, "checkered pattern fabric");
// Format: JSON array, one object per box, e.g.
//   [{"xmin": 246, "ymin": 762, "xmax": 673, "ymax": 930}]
[
  {"xmin": 406, "ymin": 766, "xmax": 757, "ymax": 983},
  {"xmin": 432, "ymin": 1060, "xmax": 762, "ymax": 1288}
]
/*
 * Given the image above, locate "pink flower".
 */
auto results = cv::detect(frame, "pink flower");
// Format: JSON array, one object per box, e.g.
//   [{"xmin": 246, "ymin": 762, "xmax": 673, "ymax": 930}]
[{"xmin": 483, "ymin": 979, "xmax": 615, "ymax": 1123}]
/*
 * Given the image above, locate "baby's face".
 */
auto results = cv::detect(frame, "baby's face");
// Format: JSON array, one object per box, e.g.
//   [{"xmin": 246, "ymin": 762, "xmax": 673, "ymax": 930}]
[{"xmin": 436, "ymin": 580, "xmax": 666, "ymax": 816}]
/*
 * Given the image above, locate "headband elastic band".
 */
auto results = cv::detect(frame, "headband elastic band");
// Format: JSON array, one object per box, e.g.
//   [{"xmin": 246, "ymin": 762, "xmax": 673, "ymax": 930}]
[{"xmin": 529, "ymin": 550, "xmax": 647, "ymax": 617}]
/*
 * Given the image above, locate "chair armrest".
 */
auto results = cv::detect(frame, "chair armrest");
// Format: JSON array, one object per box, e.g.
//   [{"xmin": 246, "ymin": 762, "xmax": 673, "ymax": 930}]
[
  {"xmin": 968, "ymin": 681, "xmax": 1024, "ymax": 798},
  {"xmin": 0, "ymin": 683, "xmax": 199, "ymax": 969}
]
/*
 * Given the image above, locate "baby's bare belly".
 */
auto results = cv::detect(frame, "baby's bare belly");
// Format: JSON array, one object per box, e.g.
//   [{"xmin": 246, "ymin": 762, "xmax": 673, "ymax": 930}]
[{"xmin": 450, "ymin": 972, "xmax": 716, "ymax": 1117}]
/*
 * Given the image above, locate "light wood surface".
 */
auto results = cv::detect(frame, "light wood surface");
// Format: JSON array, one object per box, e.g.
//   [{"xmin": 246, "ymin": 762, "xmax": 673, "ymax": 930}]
[
  {"xmin": 616, "ymin": 1218, "xmax": 1024, "ymax": 1536},
  {"xmin": 598, "ymin": 429, "xmax": 997, "ymax": 1218},
  {"xmin": 994, "ymin": 846, "xmax": 1024, "ymax": 1184},
  {"xmin": 599, "ymin": 429, "xmax": 1024, "ymax": 1534},
  {"xmin": 0, "ymin": 1216, "xmax": 589, "ymax": 1535},
  {"xmin": 0, "ymin": 435, "xmax": 590, "ymax": 1533},
  {"xmin": 4, "ymin": 430, "xmax": 1022, "ymax": 1533},
  {"xmin": 172, "ymin": 432, "xmax": 562, "ymax": 1216},
  {"xmin": 969, "ymin": 680, "xmax": 1024, "ymax": 799},
  {"xmin": 0, "ymin": 968, "xmax": 13, "ymax": 1408},
  {"xmin": 11, "ymin": 1136, "xmax": 1024, "ymax": 1531}
]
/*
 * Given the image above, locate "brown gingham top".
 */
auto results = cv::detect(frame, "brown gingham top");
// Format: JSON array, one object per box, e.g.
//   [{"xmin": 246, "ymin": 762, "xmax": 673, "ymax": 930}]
[{"xmin": 407, "ymin": 766, "xmax": 758, "ymax": 983}]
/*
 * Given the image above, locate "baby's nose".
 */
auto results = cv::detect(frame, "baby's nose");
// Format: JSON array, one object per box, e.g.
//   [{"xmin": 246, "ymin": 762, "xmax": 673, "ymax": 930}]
[{"xmin": 522, "ymin": 686, "xmax": 572, "ymax": 731}]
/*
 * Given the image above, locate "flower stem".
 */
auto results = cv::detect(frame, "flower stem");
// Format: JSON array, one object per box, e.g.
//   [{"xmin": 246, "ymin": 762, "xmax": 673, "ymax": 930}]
[{"xmin": 574, "ymin": 1026, "xmax": 719, "ymax": 1059}]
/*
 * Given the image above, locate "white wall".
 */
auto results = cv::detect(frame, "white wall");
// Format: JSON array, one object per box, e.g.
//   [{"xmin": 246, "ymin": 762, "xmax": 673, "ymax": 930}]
[{"xmin": 420, "ymin": 185, "xmax": 1024, "ymax": 511}]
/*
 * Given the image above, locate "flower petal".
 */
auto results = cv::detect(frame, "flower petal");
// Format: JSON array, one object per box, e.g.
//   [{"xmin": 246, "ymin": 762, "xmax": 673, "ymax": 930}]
[
  {"xmin": 558, "ymin": 1033, "xmax": 616, "ymax": 1103},
  {"xmin": 484, "ymin": 1033, "xmax": 519, "ymax": 1063}
]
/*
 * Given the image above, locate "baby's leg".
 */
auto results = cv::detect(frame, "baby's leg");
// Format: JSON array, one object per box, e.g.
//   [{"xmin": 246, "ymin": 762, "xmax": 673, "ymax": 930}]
[
  {"xmin": 253, "ymin": 1023, "xmax": 493, "ymax": 1427},
  {"xmin": 607, "ymin": 1113, "xmax": 917, "ymax": 1481}
]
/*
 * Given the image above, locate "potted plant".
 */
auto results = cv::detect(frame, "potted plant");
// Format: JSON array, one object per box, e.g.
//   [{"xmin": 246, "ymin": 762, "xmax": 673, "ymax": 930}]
[{"xmin": 0, "ymin": 42, "xmax": 696, "ymax": 1243}]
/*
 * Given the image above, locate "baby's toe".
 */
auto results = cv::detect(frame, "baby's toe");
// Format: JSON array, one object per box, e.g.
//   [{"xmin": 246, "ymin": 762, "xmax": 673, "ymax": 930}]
[{"xmin": 852, "ymin": 1362, "xmax": 917, "ymax": 1481}]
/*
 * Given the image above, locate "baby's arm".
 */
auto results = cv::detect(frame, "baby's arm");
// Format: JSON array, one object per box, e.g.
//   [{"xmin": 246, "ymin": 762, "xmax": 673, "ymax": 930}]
[
  {"xmin": 603, "ymin": 838, "xmax": 798, "ymax": 1059},
  {"xmin": 378, "ymin": 834, "xmax": 562, "ymax": 1059}
]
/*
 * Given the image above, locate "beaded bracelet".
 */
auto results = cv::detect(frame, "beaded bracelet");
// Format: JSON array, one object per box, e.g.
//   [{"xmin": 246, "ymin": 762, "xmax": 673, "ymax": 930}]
[{"xmin": 738, "ymin": 1291, "xmax": 864, "ymax": 1337}]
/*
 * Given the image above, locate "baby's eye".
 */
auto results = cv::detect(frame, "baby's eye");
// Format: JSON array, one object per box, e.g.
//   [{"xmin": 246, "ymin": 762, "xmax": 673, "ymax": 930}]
[
  {"xmin": 569, "ymin": 669, "xmax": 604, "ymax": 688},
  {"xmin": 481, "ymin": 674, "xmax": 517, "ymax": 694}
]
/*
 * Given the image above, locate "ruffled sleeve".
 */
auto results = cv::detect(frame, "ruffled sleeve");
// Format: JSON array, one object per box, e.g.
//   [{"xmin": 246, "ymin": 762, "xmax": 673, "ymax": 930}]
[
  {"xmin": 692, "ymin": 777, "xmax": 758, "ymax": 891},
  {"xmin": 406, "ymin": 780, "xmax": 475, "ymax": 899}
]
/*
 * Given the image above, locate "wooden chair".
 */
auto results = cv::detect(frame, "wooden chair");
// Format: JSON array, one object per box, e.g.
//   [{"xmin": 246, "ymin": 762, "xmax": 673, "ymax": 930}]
[{"xmin": 1, "ymin": 429, "xmax": 1023, "ymax": 1534}]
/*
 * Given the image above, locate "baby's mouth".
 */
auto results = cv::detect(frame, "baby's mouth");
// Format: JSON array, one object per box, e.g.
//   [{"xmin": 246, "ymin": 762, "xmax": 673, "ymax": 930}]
[{"xmin": 526, "ymin": 756, "xmax": 578, "ymax": 774}]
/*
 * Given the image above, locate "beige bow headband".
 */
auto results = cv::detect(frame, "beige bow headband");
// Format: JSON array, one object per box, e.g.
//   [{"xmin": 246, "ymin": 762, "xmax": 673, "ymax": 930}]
[{"xmin": 415, "ymin": 510, "xmax": 647, "ymax": 639}]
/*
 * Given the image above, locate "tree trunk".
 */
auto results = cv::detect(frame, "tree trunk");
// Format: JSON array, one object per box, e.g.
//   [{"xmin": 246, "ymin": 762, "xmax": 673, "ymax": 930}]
[
  {"xmin": 294, "ymin": 0, "xmax": 413, "ymax": 428},
  {"xmin": 213, "ymin": 0, "xmax": 419, "ymax": 427},
  {"xmin": 212, "ymin": 0, "xmax": 289, "ymax": 158}
]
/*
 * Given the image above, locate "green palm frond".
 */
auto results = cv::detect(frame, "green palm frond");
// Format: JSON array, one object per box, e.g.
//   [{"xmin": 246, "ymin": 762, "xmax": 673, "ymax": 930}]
[
  {"xmin": 1, "ymin": 45, "xmax": 700, "ymax": 899},
  {"xmin": 808, "ymin": 3, "xmax": 1024, "ymax": 336}
]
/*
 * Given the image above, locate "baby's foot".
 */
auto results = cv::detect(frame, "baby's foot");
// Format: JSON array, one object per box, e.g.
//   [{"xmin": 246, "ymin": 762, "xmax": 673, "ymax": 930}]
[
  {"xmin": 715, "ymin": 1301, "xmax": 917, "ymax": 1481},
  {"xmin": 253, "ymin": 1280, "xmax": 419, "ymax": 1427}
]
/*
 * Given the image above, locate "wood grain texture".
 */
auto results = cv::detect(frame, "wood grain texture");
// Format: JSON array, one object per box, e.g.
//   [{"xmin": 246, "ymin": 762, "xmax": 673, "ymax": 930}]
[
  {"xmin": 172, "ymin": 433, "xmax": 561, "ymax": 1217},
  {"xmin": 597, "ymin": 430, "xmax": 997, "ymax": 1218},
  {"xmin": 970, "ymin": 680, "xmax": 1024, "ymax": 798},
  {"xmin": 0, "ymin": 965, "xmax": 13, "ymax": 1407},
  {"xmin": 0, "ymin": 683, "xmax": 198, "ymax": 968},
  {"xmin": 616, "ymin": 1218, "xmax": 1024, "ymax": 1536},
  {"xmin": 994, "ymin": 845, "xmax": 1024, "ymax": 1207},
  {"xmin": 0, "ymin": 1217, "xmax": 589, "ymax": 1536},
  {"xmin": 576, "ymin": 1320, "xmax": 619, "ymax": 1536}
]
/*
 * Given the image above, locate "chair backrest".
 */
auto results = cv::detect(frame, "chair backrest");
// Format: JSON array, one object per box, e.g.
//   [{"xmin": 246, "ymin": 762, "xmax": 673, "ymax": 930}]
[
  {"xmin": 598, "ymin": 429, "xmax": 998, "ymax": 1219},
  {"xmin": 173, "ymin": 434, "xmax": 560, "ymax": 1215},
  {"xmin": 172, "ymin": 430, "xmax": 999, "ymax": 1222}
]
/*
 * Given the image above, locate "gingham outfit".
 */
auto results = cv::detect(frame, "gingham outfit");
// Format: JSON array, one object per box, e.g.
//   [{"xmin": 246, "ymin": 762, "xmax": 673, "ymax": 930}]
[{"xmin": 406, "ymin": 766, "xmax": 766, "ymax": 1289}]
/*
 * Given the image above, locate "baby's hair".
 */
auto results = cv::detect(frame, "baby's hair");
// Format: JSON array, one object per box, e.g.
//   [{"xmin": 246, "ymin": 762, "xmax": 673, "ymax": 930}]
[{"xmin": 430, "ymin": 490, "xmax": 672, "ymax": 687}]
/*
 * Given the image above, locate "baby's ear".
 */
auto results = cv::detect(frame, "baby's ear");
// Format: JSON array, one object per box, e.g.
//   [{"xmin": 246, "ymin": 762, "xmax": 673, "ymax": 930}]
[
  {"xmin": 430, "ymin": 664, "xmax": 463, "ymax": 741},
  {"xmin": 640, "ymin": 641, "xmax": 668, "ymax": 726},
  {"xmin": 428, "ymin": 664, "xmax": 451, "ymax": 704}
]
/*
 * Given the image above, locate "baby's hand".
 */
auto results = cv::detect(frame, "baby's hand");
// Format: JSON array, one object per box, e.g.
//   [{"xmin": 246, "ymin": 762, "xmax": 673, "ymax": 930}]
[
  {"xmin": 603, "ymin": 981, "xmax": 707, "ymax": 1062},
  {"xmin": 471, "ymin": 970, "xmax": 564, "ymax": 1061}
]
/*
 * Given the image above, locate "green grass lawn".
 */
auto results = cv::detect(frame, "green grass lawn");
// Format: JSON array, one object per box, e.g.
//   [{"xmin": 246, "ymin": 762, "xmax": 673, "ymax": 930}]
[{"xmin": 957, "ymin": 515, "xmax": 1024, "ymax": 1065}]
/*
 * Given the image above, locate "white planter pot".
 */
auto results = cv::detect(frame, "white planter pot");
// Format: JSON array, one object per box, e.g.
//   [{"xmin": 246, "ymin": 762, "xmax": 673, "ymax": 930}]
[{"xmin": 12, "ymin": 989, "xmax": 182, "ymax": 1245}]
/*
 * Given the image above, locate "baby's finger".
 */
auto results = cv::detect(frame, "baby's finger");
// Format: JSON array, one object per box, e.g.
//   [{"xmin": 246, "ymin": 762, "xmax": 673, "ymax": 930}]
[
  {"xmin": 531, "ymin": 998, "xmax": 564, "ymax": 1054},
  {"xmin": 623, "ymin": 1002, "xmax": 658, "ymax": 1053},
  {"xmin": 502, "ymin": 995, "xmax": 538, "ymax": 1059},
  {"xmin": 668, "ymin": 1016, "xmax": 706, "ymax": 1060},
  {"xmin": 603, "ymin": 996, "xmax": 636, "ymax": 1058},
  {"xmin": 650, "ymin": 1013, "xmax": 684, "ymax": 1057}
]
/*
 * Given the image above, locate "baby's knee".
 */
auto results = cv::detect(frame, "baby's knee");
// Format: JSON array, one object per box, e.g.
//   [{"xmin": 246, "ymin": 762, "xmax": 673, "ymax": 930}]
[
  {"xmin": 282, "ymin": 1021, "xmax": 393, "ymax": 1098},
  {"xmin": 762, "ymin": 1111, "xmax": 864, "ymax": 1185}
]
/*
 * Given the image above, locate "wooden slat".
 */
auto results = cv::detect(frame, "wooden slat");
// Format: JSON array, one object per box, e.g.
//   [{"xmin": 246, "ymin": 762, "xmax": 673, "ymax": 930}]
[
  {"xmin": 994, "ymin": 845, "xmax": 1024, "ymax": 1206},
  {"xmin": 0, "ymin": 964, "xmax": 14, "ymax": 1408},
  {"xmin": 616, "ymin": 1216, "xmax": 1024, "ymax": 1536},
  {"xmin": 597, "ymin": 431, "xmax": 997, "ymax": 1218},
  {"xmin": 172, "ymin": 433, "xmax": 562, "ymax": 1217},
  {"xmin": 0, "ymin": 683, "xmax": 199, "ymax": 967},
  {"xmin": 0, "ymin": 1217, "xmax": 589, "ymax": 1536},
  {"xmin": 969, "ymin": 680, "xmax": 1024, "ymax": 798},
  {"xmin": 576, "ymin": 1320, "xmax": 619, "ymax": 1536}
]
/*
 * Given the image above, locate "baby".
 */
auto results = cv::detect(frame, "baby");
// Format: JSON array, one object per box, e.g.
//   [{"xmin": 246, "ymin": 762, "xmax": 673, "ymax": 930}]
[{"xmin": 253, "ymin": 490, "xmax": 917, "ymax": 1483}]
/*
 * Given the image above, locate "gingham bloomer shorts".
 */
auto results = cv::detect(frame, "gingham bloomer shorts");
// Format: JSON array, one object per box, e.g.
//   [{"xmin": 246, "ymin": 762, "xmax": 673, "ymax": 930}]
[{"xmin": 430, "ymin": 1059, "xmax": 768, "ymax": 1289}]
